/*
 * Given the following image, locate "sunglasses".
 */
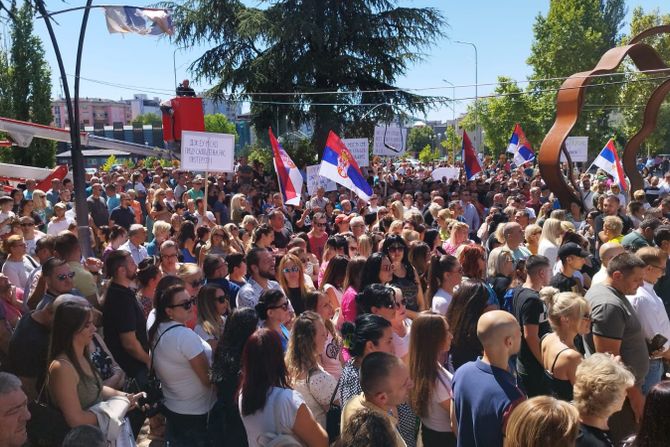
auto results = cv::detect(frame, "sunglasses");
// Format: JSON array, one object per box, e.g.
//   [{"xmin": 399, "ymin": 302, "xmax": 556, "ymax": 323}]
[
  {"xmin": 168, "ymin": 298, "xmax": 196, "ymax": 310},
  {"xmin": 216, "ymin": 295, "xmax": 228, "ymax": 304},
  {"xmin": 56, "ymin": 272, "xmax": 76, "ymax": 281},
  {"xmin": 269, "ymin": 301, "xmax": 289, "ymax": 311},
  {"xmin": 314, "ymin": 222, "xmax": 327, "ymax": 228},
  {"xmin": 388, "ymin": 245, "xmax": 405, "ymax": 252},
  {"xmin": 282, "ymin": 266, "xmax": 300, "ymax": 273},
  {"xmin": 189, "ymin": 278, "xmax": 205, "ymax": 288},
  {"xmin": 20, "ymin": 223, "xmax": 34, "ymax": 227}
]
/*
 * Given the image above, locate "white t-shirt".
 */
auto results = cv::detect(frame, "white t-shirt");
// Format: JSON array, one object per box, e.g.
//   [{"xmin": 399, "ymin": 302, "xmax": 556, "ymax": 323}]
[
  {"xmin": 421, "ymin": 364, "xmax": 453, "ymax": 432},
  {"xmin": 2, "ymin": 257, "xmax": 37, "ymax": 289},
  {"xmin": 47, "ymin": 218, "xmax": 72, "ymax": 235},
  {"xmin": 293, "ymin": 367, "xmax": 338, "ymax": 428},
  {"xmin": 431, "ymin": 288, "xmax": 453, "ymax": 316},
  {"xmin": 0, "ymin": 210, "xmax": 15, "ymax": 235},
  {"xmin": 321, "ymin": 331, "xmax": 342, "ymax": 379},
  {"xmin": 152, "ymin": 322, "xmax": 215, "ymax": 415},
  {"xmin": 239, "ymin": 387, "xmax": 305, "ymax": 447},
  {"xmin": 392, "ymin": 318, "xmax": 412, "ymax": 359}
]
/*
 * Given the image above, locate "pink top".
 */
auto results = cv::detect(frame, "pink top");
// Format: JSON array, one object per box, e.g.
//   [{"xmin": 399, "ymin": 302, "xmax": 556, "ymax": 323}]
[{"xmin": 338, "ymin": 286, "xmax": 358, "ymax": 363}]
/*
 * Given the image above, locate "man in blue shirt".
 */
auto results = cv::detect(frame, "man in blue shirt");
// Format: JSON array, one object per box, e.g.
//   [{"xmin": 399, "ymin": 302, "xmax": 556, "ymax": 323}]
[{"xmin": 453, "ymin": 310, "xmax": 526, "ymax": 447}]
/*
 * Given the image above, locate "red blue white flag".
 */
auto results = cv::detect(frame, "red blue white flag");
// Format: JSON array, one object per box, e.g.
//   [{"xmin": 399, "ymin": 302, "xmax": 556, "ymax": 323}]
[
  {"xmin": 269, "ymin": 128, "xmax": 303, "ymax": 206},
  {"xmin": 591, "ymin": 138, "xmax": 627, "ymax": 191},
  {"xmin": 462, "ymin": 130, "xmax": 483, "ymax": 180},
  {"xmin": 506, "ymin": 123, "xmax": 534, "ymax": 166},
  {"xmin": 319, "ymin": 131, "xmax": 373, "ymax": 202}
]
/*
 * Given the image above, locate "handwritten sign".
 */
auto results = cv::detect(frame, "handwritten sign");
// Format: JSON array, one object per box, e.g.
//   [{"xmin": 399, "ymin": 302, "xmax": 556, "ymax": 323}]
[
  {"xmin": 373, "ymin": 126, "xmax": 407, "ymax": 156},
  {"xmin": 561, "ymin": 136, "xmax": 589, "ymax": 163},
  {"xmin": 306, "ymin": 164, "xmax": 337, "ymax": 196},
  {"xmin": 181, "ymin": 131, "xmax": 235, "ymax": 172},
  {"xmin": 342, "ymin": 138, "xmax": 370, "ymax": 167}
]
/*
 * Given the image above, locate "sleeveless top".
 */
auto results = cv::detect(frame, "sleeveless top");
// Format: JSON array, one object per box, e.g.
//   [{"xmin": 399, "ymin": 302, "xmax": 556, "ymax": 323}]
[
  {"xmin": 391, "ymin": 270, "xmax": 419, "ymax": 312},
  {"xmin": 181, "ymin": 247, "xmax": 197, "ymax": 264},
  {"xmin": 543, "ymin": 342, "xmax": 574, "ymax": 401},
  {"xmin": 50, "ymin": 357, "xmax": 103, "ymax": 410}
]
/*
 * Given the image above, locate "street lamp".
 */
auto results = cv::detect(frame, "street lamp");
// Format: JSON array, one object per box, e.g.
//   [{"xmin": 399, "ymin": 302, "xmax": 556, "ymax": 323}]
[
  {"xmin": 455, "ymin": 40, "xmax": 479, "ymax": 149},
  {"xmin": 442, "ymin": 79, "xmax": 456, "ymax": 158}
]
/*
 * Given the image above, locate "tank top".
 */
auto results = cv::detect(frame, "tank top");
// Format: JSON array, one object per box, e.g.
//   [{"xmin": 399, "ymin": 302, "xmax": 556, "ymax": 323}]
[
  {"xmin": 50, "ymin": 357, "xmax": 102, "ymax": 410},
  {"xmin": 543, "ymin": 344, "xmax": 574, "ymax": 401},
  {"xmin": 181, "ymin": 247, "xmax": 197, "ymax": 264}
]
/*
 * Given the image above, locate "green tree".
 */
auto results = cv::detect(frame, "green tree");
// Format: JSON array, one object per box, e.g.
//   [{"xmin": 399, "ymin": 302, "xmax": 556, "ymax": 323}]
[
  {"xmin": 1, "ymin": 1, "xmax": 55, "ymax": 167},
  {"xmin": 526, "ymin": 0, "xmax": 626, "ymax": 158},
  {"xmin": 618, "ymin": 7, "xmax": 670, "ymax": 154},
  {"xmin": 460, "ymin": 77, "xmax": 541, "ymax": 156},
  {"xmin": 418, "ymin": 144, "xmax": 439, "ymax": 164},
  {"xmin": 443, "ymin": 126, "xmax": 461, "ymax": 160},
  {"xmin": 204, "ymin": 113, "xmax": 238, "ymax": 138},
  {"xmin": 165, "ymin": 0, "xmax": 445, "ymax": 153},
  {"xmin": 132, "ymin": 113, "xmax": 163, "ymax": 126},
  {"xmin": 407, "ymin": 125, "xmax": 435, "ymax": 154}
]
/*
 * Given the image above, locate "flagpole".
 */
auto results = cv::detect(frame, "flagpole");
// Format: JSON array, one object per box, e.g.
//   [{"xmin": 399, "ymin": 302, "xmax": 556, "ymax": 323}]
[{"xmin": 36, "ymin": 4, "xmax": 168, "ymax": 19}]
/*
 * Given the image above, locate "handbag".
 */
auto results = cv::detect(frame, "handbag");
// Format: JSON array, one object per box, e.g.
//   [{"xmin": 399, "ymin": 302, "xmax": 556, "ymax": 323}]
[
  {"xmin": 26, "ymin": 379, "xmax": 70, "ymax": 446},
  {"xmin": 307, "ymin": 369, "xmax": 342, "ymax": 442},
  {"xmin": 143, "ymin": 323, "xmax": 184, "ymax": 415}
]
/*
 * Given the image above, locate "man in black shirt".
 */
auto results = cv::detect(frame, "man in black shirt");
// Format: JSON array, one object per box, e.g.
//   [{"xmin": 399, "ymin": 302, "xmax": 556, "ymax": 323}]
[
  {"xmin": 550, "ymin": 242, "xmax": 589, "ymax": 294},
  {"xmin": 512, "ymin": 255, "xmax": 552, "ymax": 397},
  {"xmin": 86, "ymin": 183, "xmax": 109, "ymax": 230},
  {"xmin": 269, "ymin": 209, "xmax": 292, "ymax": 250},
  {"xmin": 109, "ymin": 193, "xmax": 135, "ymax": 230}
]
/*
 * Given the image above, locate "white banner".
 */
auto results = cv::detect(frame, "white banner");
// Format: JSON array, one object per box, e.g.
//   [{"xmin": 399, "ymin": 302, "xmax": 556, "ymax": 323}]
[
  {"xmin": 180, "ymin": 131, "xmax": 235, "ymax": 172},
  {"xmin": 306, "ymin": 164, "xmax": 337, "ymax": 196},
  {"xmin": 561, "ymin": 136, "xmax": 589, "ymax": 163},
  {"xmin": 342, "ymin": 138, "xmax": 370, "ymax": 167},
  {"xmin": 431, "ymin": 167, "xmax": 460, "ymax": 183},
  {"xmin": 373, "ymin": 126, "xmax": 407, "ymax": 156}
]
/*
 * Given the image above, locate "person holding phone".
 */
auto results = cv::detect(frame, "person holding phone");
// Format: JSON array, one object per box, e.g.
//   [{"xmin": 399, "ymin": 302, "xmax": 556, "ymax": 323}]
[{"xmin": 626, "ymin": 246, "xmax": 670, "ymax": 394}]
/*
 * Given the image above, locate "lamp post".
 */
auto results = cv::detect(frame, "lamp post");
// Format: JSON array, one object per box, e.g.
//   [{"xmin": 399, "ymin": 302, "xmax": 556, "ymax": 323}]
[
  {"xmin": 455, "ymin": 40, "xmax": 479, "ymax": 150},
  {"xmin": 441, "ymin": 79, "xmax": 456, "ymax": 157}
]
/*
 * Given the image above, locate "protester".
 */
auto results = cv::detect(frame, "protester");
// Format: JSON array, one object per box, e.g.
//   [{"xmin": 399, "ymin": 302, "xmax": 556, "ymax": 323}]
[
  {"xmin": 304, "ymin": 290, "xmax": 343, "ymax": 379},
  {"xmin": 504, "ymin": 396, "xmax": 580, "ymax": 447},
  {"xmin": 255, "ymin": 288, "xmax": 291, "ymax": 351},
  {"xmin": 0, "ymin": 372, "xmax": 30, "ymax": 447},
  {"xmin": 194, "ymin": 284, "xmax": 228, "ymax": 351},
  {"xmin": 426, "ymin": 254, "xmax": 462, "ymax": 316}
]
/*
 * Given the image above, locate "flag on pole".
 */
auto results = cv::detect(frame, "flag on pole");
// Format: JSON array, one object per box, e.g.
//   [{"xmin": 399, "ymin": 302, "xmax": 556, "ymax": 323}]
[
  {"xmin": 319, "ymin": 131, "xmax": 373, "ymax": 202},
  {"xmin": 590, "ymin": 138, "xmax": 627, "ymax": 191},
  {"xmin": 269, "ymin": 128, "xmax": 304, "ymax": 206},
  {"xmin": 506, "ymin": 123, "xmax": 535, "ymax": 165},
  {"xmin": 462, "ymin": 130, "xmax": 483, "ymax": 180},
  {"xmin": 103, "ymin": 7, "xmax": 174, "ymax": 35}
]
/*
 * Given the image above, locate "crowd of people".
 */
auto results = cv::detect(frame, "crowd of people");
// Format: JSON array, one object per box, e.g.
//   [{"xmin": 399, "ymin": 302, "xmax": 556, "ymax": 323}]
[{"xmin": 0, "ymin": 153, "xmax": 669, "ymax": 447}]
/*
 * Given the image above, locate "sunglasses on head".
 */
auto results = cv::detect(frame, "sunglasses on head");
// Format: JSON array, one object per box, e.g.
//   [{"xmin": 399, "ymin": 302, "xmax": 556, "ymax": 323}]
[
  {"xmin": 56, "ymin": 272, "xmax": 75, "ymax": 281},
  {"xmin": 168, "ymin": 298, "xmax": 196, "ymax": 310}
]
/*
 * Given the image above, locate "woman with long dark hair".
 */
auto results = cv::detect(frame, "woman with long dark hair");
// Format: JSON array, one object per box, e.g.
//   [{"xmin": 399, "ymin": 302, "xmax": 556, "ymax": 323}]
[
  {"xmin": 148, "ymin": 285, "xmax": 215, "ymax": 446},
  {"xmin": 238, "ymin": 328, "xmax": 327, "ymax": 447},
  {"xmin": 382, "ymin": 234, "xmax": 425, "ymax": 318},
  {"xmin": 446, "ymin": 279, "xmax": 491, "ymax": 370},
  {"xmin": 177, "ymin": 220, "xmax": 198, "ymax": 264},
  {"xmin": 625, "ymin": 381, "xmax": 670, "ymax": 446},
  {"xmin": 426, "ymin": 254, "xmax": 462, "ymax": 316},
  {"xmin": 210, "ymin": 308, "xmax": 259, "ymax": 447},
  {"xmin": 409, "ymin": 313, "xmax": 455, "ymax": 447},
  {"xmin": 320, "ymin": 255, "xmax": 349, "ymax": 310},
  {"xmin": 338, "ymin": 256, "xmax": 368, "ymax": 328},
  {"xmin": 255, "ymin": 289, "xmax": 291, "ymax": 352},
  {"xmin": 47, "ymin": 301, "xmax": 142, "ymax": 438}
]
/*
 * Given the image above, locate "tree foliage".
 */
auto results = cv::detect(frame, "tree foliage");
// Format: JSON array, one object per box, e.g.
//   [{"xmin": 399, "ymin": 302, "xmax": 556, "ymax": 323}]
[
  {"xmin": 164, "ymin": 0, "xmax": 446, "ymax": 153},
  {"xmin": 0, "ymin": 1, "xmax": 55, "ymax": 167},
  {"xmin": 618, "ymin": 7, "xmax": 670, "ymax": 153},
  {"xmin": 460, "ymin": 77, "xmax": 541, "ymax": 156},
  {"xmin": 418, "ymin": 144, "xmax": 439, "ymax": 164},
  {"xmin": 132, "ymin": 113, "xmax": 162, "ymax": 126},
  {"xmin": 407, "ymin": 125, "xmax": 435, "ymax": 154},
  {"xmin": 204, "ymin": 113, "xmax": 238, "ymax": 137}
]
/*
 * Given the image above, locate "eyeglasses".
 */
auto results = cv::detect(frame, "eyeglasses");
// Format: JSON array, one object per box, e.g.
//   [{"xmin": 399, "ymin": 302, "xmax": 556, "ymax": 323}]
[
  {"xmin": 314, "ymin": 222, "xmax": 326, "ymax": 228},
  {"xmin": 216, "ymin": 295, "xmax": 228, "ymax": 304},
  {"xmin": 161, "ymin": 253, "xmax": 178, "ymax": 259},
  {"xmin": 388, "ymin": 245, "xmax": 404, "ymax": 253},
  {"xmin": 282, "ymin": 266, "xmax": 300, "ymax": 273},
  {"xmin": 189, "ymin": 278, "xmax": 205, "ymax": 288},
  {"xmin": 20, "ymin": 222, "xmax": 34, "ymax": 227},
  {"xmin": 56, "ymin": 272, "xmax": 75, "ymax": 281},
  {"xmin": 269, "ymin": 301, "xmax": 289, "ymax": 311},
  {"xmin": 167, "ymin": 298, "xmax": 196, "ymax": 310}
]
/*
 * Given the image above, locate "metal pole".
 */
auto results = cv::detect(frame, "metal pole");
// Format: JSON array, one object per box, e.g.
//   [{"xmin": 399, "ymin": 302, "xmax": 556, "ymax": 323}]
[
  {"xmin": 442, "ymin": 79, "xmax": 456, "ymax": 157},
  {"xmin": 35, "ymin": 0, "xmax": 93, "ymax": 257},
  {"xmin": 455, "ymin": 41, "xmax": 479, "ymax": 150}
]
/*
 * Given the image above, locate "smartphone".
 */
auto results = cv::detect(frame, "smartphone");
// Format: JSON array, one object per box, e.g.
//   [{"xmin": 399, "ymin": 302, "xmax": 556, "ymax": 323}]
[{"xmin": 648, "ymin": 334, "xmax": 668, "ymax": 353}]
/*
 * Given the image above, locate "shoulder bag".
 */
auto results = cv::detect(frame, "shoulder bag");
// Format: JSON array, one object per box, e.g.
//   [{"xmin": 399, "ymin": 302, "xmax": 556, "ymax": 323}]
[
  {"xmin": 26, "ymin": 377, "xmax": 70, "ymax": 446},
  {"xmin": 143, "ymin": 323, "xmax": 184, "ymax": 415},
  {"xmin": 307, "ymin": 369, "xmax": 342, "ymax": 443}
]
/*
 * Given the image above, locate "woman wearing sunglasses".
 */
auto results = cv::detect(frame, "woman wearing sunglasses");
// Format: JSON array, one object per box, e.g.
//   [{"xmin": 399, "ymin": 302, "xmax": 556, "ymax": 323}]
[
  {"xmin": 382, "ymin": 235, "xmax": 426, "ymax": 319},
  {"xmin": 177, "ymin": 263, "xmax": 204, "ymax": 329},
  {"xmin": 198, "ymin": 225, "xmax": 232, "ymax": 266},
  {"xmin": 277, "ymin": 253, "xmax": 311, "ymax": 317},
  {"xmin": 148, "ymin": 284, "xmax": 216, "ymax": 446},
  {"xmin": 255, "ymin": 289, "xmax": 292, "ymax": 352},
  {"xmin": 195, "ymin": 284, "xmax": 229, "ymax": 352},
  {"xmin": 389, "ymin": 286, "xmax": 413, "ymax": 362}
]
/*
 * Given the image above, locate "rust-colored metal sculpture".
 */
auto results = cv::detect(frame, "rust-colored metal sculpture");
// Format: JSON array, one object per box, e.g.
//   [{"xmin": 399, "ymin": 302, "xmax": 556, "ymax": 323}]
[{"xmin": 538, "ymin": 26, "xmax": 670, "ymax": 207}]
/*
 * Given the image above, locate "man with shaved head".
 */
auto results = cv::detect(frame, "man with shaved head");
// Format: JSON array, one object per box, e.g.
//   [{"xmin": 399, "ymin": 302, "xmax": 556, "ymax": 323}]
[
  {"xmin": 452, "ymin": 310, "xmax": 526, "ymax": 446},
  {"xmin": 591, "ymin": 242, "xmax": 626, "ymax": 286}
]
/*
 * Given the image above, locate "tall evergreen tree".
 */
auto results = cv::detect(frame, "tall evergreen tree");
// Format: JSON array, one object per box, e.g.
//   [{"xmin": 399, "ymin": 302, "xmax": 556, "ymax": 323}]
[
  {"xmin": 164, "ymin": 0, "xmax": 445, "ymax": 152},
  {"xmin": 3, "ymin": 1, "xmax": 55, "ymax": 167}
]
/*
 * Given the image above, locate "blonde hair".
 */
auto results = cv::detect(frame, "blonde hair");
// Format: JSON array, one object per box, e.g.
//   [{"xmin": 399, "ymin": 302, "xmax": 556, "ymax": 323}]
[
  {"xmin": 3, "ymin": 235, "xmax": 23, "ymax": 254},
  {"xmin": 540, "ymin": 218, "xmax": 563, "ymax": 246},
  {"xmin": 152, "ymin": 220, "xmax": 172, "ymax": 238},
  {"xmin": 603, "ymin": 215, "xmax": 623, "ymax": 236},
  {"xmin": 487, "ymin": 247, "xmax": 513, "ymax": 278},
  {"xmin": 504, "ymin": 396, "xmax": 579, "ymax": 447},
  {"xmin": 402, "ymin": 229, "xmax": 420, "ymax": 243},
  {"xmin": 524, "ymin": 223, "xmax": 542, "ymax": 241},
  {"xmin": 177, "ymin": 263, "xmax": 201, "ymax": 278},
  {"xmin": 277, "ymin": 254, "xmax": 310, "ymax": 298},
  {"xmin": 32, "ymin": 189, "xmax": 47, "ymax": 210},
  {"xmin": 573, "ymin": 353, "xmax": 635, "ymax": 418},
  {"xmin": 437, "ymin": 208, "xmax": 452, "ymax": 221},
  {"xmin": 390, "ymin": 200, "xmax": 404, "ymax": 220},
  {"xmin": 388, "ymin": 220, "xmax": 404, "ymax": 235},
  {"xmin": 560, "ymin": 221, "xmax": 575, "ymax": 233},
  {"xmin": 539, "ymin": 286, "xmax": 589, "ymax": 330},
  {"xmin": 241, "ymin": 214, "xmax": 258, "ymax": 229},
  {"xmin": 636, "ymin": 246, "xmax": 665, "ymax": 266},
  {"xmin": 358, "ymin": 234, "xmax": 372, "ymax": 259}
]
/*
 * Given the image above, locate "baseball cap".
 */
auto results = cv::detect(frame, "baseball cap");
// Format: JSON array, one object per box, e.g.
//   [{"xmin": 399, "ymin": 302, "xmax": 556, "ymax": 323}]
[
  {"xmin": 558, "ymin": 242, "xmax": 590, "ymax": 260},
  {"xmin": 335, "ymin": 214, "xmax": 351, "ymax": 224}
]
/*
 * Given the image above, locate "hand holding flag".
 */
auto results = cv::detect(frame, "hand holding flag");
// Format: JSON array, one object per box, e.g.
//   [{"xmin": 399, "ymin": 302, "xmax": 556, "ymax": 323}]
[
  {"xmin": 589, "ymin": 138, "xmax": 627, "ymax": 191},
  {"xmin": 269, "ymin": 128, "xmax": 304, "ymax": 206},
  {"xmin": 506, "ymin": 123, "xmax": 534, "ymax": 166}
]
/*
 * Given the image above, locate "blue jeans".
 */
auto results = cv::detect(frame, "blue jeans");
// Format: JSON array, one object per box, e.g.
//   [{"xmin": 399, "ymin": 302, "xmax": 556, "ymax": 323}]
[
  {"xmin": 163, "ymin": 407, "xmax": 213, "ymax": 447},
  {"xmin": 642, "ymin": 359, "xmax": 663, "ymax": 395}
]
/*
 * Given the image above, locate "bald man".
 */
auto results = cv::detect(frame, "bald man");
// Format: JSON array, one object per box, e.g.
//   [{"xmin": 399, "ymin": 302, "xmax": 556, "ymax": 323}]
[
  {"xmin": 452, "ymin": 311, "xmax": 526, "ymax": 447},
  {"xmin": 591, "ymin": 242, "xmax": 626, "ymax": 286}
]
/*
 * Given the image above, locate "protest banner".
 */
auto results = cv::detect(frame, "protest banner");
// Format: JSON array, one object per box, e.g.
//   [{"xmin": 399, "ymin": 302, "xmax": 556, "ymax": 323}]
[
  {"xmin": 373, "ymin": 126, "xmax": 407, "ymax": 156},
  {"xmin": 181, "ymin": 131, "xmax": 235, "ymax": 172},
  {"xmin": 342, "ymin": 138, "xmax": 370, "ymax": 167},
  {"xmin": 306, "ymin": 164, "xmax": 337, "ymax": 195}
]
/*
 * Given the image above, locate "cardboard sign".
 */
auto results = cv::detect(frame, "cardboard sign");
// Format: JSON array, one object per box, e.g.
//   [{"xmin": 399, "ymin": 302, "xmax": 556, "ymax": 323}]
[
  {"xmin": 181, "ymin": 131, "xmax": 235, "ymax": 172},
  {"xmin": 306, "ymin": 164, "xmax": 337, "ymax": 196},
  {"xmin": 561, "ymin": 136, "xmax": 588, "ymax": 163},
  {"xmin": 342, "ymin": 138, "xmax": 370, "ymax": 167}
]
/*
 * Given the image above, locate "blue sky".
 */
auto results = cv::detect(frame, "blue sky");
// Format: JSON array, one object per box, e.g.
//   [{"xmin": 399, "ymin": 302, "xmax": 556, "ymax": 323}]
[{"xmin": 31, "ymin": 0, "xmax": 664, "ymax": 121}]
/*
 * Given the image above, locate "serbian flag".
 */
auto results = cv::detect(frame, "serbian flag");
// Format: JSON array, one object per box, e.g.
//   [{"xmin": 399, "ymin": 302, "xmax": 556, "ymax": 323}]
[
  {"xmin": 462, "ymin": 130, "xmax": 483, "ymax": 180},
  {"xmin": 591, "ymin": 139, "xmax": 627, "ymax": 191},
  {"xmin": 506, "ymin": 123, "xmax": 535, "ymax": 166},
  {"xmin": 103, "ymin": 7, "xmax": 174, "ymax": 35},
  {"xmin": 269, "ymin": 128, "xmax": 303, "ymax": 206},
  {"xmin": 319, "ymin": 131, "xmax": 373, "ymax": 202}
]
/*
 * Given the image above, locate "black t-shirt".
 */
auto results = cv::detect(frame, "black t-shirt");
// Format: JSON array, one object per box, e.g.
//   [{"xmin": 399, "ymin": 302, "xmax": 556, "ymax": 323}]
[
  {"xmin": 550, "ymin": 272, "xmax": 585, "ymax": 294},
  {"xmin": 109, "ymin": 206, "xmax": 135, "ymax": 230},
  {"xmin": 512, "ymin": 287, "xmax": 551, "ymax": 374},
  {"xmin": 102, "ymin": 282, "xmax": 149, "ymax": 377},
  {"xmin": 576, "ymin": 424, "xmax": 614, "ymax": 447},
  {"xmin": 87, "ymin": 196, "xmax": 109, "ymax": 228},
  {"xmin": 8, "ymin": 312, "xmax": 50, "ymax": 392},
  {"xmin": 273, "ymin": 228, "xmax": 292, "ymax": 249}
]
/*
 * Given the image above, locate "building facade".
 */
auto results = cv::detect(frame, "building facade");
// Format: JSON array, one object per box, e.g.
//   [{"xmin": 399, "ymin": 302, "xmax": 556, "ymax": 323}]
[
  {"xmin": 127, "ymin": 94, "xmax": 162, "ymax": 120},
  {"xmin": 52, "ymin": 97, "xmax": 132, "ymax": 128}
]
